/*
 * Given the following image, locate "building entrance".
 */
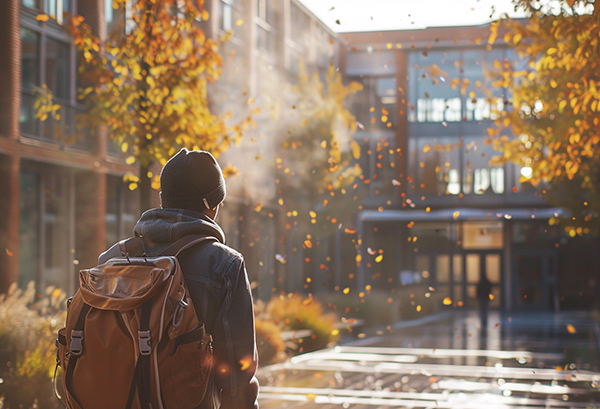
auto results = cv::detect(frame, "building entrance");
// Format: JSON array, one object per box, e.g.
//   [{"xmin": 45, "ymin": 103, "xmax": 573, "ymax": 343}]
[
  {"xmin": 412, "ymin": 250, "xmax": 502, "ymax": 309},
  {"xmin": 512, "ymin": 249, "xmax": 558, "ymax": 311}
]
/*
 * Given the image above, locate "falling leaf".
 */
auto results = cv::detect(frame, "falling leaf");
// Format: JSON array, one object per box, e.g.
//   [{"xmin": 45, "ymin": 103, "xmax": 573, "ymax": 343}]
[
  {"xmin": 304, "ymin": 240, "xmax": 313, "ymax": 249},
  {"xmin": 453, "ymin": 211, "xmax": 460, "ymax": 219},
  {"xmin": 239, "ymin": 358, "xmax": 252, "ymax": 371},
  {"xmin": 255, "ymin": 203, "xmax": 262, "ymax": 212},
  {"xmin": 275, "ymin": 254, "xmax": 286, "ymax": 264},
  {"xmin": 375, "ymin": 255, "xmax": 383, "ymax": 263},
  {"xmin": 392, "ymin": 179, "xmax": 401, "ymax": 186},
  {"xmin": 343, "ymin": 287, "xmax": 350, "ymax": 294},
  {"xmin": 36, "ymin": 14, "xmax": 49, "ymax": 21},
  {"xmin": 443, "ymin": 297, "xmax": 452, "ymax": 305},
  {"xmin": 351, "ymin": 140, "xmax": 361, "ymax": 159},
  {"xmin": 335, "ymin": 19, "xmax": 341, "ymax": 25},
  {"xmin": 566, "ymin": 324, "xmax": 576, "ymax": 334},
  {"xmin": 236, "ymin": 19, "xmax": 244, "ymax": 25},
  {"xmin": 303, "ymin": 297, "xmax": 313, "ymax": 306},
  {"xmin": 355, "ymin": 254, "xmax": 362, "ymax": 264},
  {"xmin": 5, "ymin": 249, "xmax": 13, "ymax": 257},
  {"xmin": 344, "ymin": 228, "xmax": 356, "ymax": 234}
]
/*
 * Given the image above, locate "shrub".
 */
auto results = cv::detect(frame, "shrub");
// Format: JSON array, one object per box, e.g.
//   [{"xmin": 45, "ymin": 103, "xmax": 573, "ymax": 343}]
[
  {"xmin": 0, "ymin": 282, "xmax": 66, "ymax": 409},
  {"xmin": 265, "ymin": 294, "xmax": 338, "ymax": 353},
  {"xmin": 254, "ymin": 317, "xmax": 286, "ymax": 365}
]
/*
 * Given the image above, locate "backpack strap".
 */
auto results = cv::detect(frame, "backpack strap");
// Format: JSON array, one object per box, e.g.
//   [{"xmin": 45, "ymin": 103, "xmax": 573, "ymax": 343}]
[
  {"xmin": 126, "ymin": 301, "xmax": 153, "ymax": 409},
  {"xmin": 64, "ymin": 303, "xmax": 92, "ymax": 408}
]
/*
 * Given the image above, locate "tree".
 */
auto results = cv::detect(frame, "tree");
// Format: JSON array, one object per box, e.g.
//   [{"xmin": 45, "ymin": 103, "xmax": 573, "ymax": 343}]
[
  {"xmin": 38, "ymin": 0, "xmax": 253, "ymax": 211},
  {"xmin": 488, "ymin": 0, "xmax": 600, "ymax": 234},
  {"xmin": 274, "ymin": 64, "xmax": 363, "ymax": 239}
]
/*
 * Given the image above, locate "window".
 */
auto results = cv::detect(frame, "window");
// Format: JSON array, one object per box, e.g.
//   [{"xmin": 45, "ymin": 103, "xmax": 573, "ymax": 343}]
[
  {"xmin": 218, "ymin": 0, "xmax": 244, "ymax": 37},
  {"xmin": 105, "ymin": 176, "xmax": 139, "ymax": 248},
  {"xmin": 286, "ymin": 2, "xmax": 311, "ymax": 74},
  {"xmin": 462, "ymin": 136, "xmax": 504, "ymax": 194},
  {"xmin": 19, "ymin": 166, "xmax": 75, "ymax": 294},
  {"xmin": 409, "ymin": 50, "xmax": 461, "ymax": 123},
  {"xmin": 20, "ymin": 28, "xmax": 40, "ymax": 136},
  {"xmin": 22, "ymin": 0, "xmax": 71, "ymax": 23},
  {"xmin": 255, "ymin": 0, "xmax": 277, "ymax": 60},
  {"xmin": 408, "ymin": 48, "xmax": 510, "ymax": 123},
  {"xmin": 20, "ymin": 14, "xmax": 92, "ymax": 150},
  {"xmin": 408, "ymin": 136, "xmax": 461, "ymax": 195},
  {"xmin": 350, "ymin": 76, "xmax": 397, "ymax": 131}
]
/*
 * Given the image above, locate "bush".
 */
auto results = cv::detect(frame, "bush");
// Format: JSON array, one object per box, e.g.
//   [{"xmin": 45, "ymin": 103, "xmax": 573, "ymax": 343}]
[
  {"xmin": 0, "ymin": 282, "xmax": 66, "ymax": 409},
  {"xmin": 254, "ymin": 317, "xmax": 286, "ymax": 365},
  {"xmin": 265, "ymin": 294, "xmax": 338, "ymax": 353}
]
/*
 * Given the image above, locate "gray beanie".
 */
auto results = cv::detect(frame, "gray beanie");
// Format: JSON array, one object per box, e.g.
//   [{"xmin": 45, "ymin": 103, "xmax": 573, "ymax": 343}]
[{"xmin": 159, "ymin": 148, "xmax": 226, "ymax": 212}]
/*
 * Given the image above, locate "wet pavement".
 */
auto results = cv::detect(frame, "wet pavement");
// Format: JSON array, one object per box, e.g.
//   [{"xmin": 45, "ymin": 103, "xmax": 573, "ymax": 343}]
[{"xmin": 257, "ymin": 310, "xmax": 600, "ymax": 408}]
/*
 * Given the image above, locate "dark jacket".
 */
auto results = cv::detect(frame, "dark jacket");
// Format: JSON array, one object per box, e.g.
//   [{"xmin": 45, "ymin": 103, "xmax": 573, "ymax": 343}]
[{"xmin": 99, "ymin": 208, "xmax": 259, "ymax": 409}]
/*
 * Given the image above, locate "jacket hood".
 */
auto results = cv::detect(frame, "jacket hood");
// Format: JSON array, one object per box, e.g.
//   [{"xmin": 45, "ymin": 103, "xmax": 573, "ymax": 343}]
[{"xmin": 133, "ymin": 208, "xmax": 226, "ymax": 244}]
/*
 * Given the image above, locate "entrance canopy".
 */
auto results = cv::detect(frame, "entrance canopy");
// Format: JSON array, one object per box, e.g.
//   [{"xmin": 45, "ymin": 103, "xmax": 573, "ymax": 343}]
[{"xmin": 358, "ymin": 207, "xmax": 569, "ymax": 223}]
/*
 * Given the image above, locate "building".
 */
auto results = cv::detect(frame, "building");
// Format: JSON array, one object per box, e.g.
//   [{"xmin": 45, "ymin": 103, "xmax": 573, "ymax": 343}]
[
  {"xmin": 342, "ymin": 26, "xmax": 600, "ymax": 313},
  {"xmin": 2, "ymin": 0, "xmax": 597, "ymax": 312},
  {"xmin": 0, "ymin": 0, "xmax": 342, "ymax": 300}
]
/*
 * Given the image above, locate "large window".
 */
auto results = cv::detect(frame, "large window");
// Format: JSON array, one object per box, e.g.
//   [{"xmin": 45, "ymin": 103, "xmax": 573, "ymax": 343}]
[
  {"xmin": 408, "ymin": 48, "xmax": 508, "ymax": 123},
  {"xmin": 19, "ymin": 16, "xmax": 92, "ymax": 150},
  {"xmin": 409, "ymin": 135, "xmax": 505, "ymax": 196}
]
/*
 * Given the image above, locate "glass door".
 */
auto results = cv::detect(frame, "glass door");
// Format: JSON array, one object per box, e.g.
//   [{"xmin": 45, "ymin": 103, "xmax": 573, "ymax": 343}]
[{"xmin": 461, "ymin": 251, "xmax": 502, "ymax": 308}]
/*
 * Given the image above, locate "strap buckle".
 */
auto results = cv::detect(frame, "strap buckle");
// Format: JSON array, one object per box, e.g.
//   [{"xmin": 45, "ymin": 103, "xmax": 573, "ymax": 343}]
[
  {"xmin": 70, "ymin": 330, "xmax": 84, "ymax": 356},
  {"xmin": 138, "ymin": 330, "xmax": 151, "ymax": 355}
]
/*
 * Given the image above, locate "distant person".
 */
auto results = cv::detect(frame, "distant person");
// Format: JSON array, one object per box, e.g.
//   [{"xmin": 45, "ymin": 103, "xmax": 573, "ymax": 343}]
[
  {"xmin": 100, "ymin": 148, "xmax": 259, "ymax": 408},
  {"xmin": 476, "ymin": 274, "xmax": 492, "ymax": 331}
]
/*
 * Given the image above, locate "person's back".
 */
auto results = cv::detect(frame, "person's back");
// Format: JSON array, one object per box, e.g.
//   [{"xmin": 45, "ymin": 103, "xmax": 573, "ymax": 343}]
[{"xmin": 100, "ymin": 149, "xmax": 259, "ymax": 409}]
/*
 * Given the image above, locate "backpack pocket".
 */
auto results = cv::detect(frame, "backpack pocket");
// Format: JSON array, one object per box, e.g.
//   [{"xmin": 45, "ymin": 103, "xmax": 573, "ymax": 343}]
[{"xmin": 160, "ymin": 331, "xmax": 213, "ymax": 409}]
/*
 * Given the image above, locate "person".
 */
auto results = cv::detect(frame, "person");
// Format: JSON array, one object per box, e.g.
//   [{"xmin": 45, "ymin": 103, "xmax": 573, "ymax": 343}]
[
  {"xmin": 476, "ymin": 273, "xmax": 492, "ymax": 332},
  {"xmin": 99, "ymin": 148, "xmax": 259, "ymax": 409}
]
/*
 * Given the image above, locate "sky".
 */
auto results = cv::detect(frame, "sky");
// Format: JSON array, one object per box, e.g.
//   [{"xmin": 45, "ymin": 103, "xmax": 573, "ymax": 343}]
[{"xmin": 297, "ymin": 0, "xmax": 527, "ymax": 33}]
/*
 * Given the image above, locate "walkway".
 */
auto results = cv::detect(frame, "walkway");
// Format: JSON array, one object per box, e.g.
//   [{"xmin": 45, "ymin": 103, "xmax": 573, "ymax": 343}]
[{"xmin": 257, "ymin": 310, "xmax": 600, "ymax": 408}]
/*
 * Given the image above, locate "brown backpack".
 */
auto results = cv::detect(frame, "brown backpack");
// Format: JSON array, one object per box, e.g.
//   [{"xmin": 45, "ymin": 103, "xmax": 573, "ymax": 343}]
[{"xmin": 55, "ymin": 235, "xmax": 216, "ymax": 409}]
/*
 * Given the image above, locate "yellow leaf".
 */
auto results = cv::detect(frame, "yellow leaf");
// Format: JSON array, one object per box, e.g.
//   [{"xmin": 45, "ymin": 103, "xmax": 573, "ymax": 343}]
[
  {"xmin": 351, "ymin": 140, "xmax": 361, "ymax": 159},
  {"xmin": 343, "ymin": 287, "xmax": 350, "ymax": 294},
  {"xmin": 566, "ymin": 324, "xmax": 576, "ymax": 334},
  {"xmin": 236, "ymin": 19, "xmax": 244, "ymax": 26},
  {"xmin": 201, "ymin": 9, "xmax": 209, "ymax": 20},
  {"xmin": 355, "ymin": 254, "xmax": 362, "ymax": 264},
  {"xmin": 125, "ymin": 156, "xmax": 135, "ymax": 165},
  {"xmin": 559, "ymin": 100, "xmax": 567, "ymax": 111},
  {"xmin": 513, "ymin": 33, "xmax": 522, "ymax": 45},
  {"xmin": 443, "ymin": 297, "xmax": 452, "ymax": 305},
  {"xmin": 453, "ymin": 211, "xmax": 460, "ymax": 219},
  {"xmin": 375, "ymin": 255, "xmax": 383, "ymax": 263},
  {"xmin": 35, "ymin": 14, "xmax": 49, "ymax": 22},
  {"xmin": 239, "ymin": 358, "xmax": 252, "ymax": 371},
  {"xmin": 304, "ymin": 240, "xmax": 312, "ymax": 249}
]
